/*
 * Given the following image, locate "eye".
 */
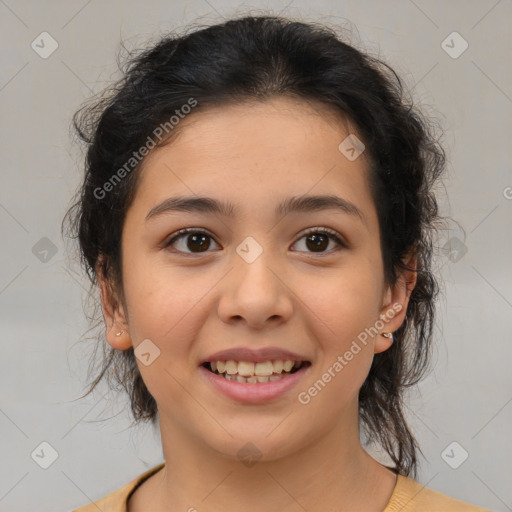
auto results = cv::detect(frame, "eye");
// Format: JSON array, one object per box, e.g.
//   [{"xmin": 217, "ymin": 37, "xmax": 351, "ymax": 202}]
[
  {"xmin": 163, "ymin": 227, "xmax": 346, "ymax": 256},
  {"xmin": 291, "ymin": 227, "xmax": 346, "ymax": 255},
  {"xmin": 164, "ymin": 228, "xmax": 220, "ymax": 255}
]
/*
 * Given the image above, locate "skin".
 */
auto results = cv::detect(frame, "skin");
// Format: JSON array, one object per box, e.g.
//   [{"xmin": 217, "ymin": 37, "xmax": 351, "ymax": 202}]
[{"xmin": 98, "ymin": 96, "xmax": 417, "ymax": 512}]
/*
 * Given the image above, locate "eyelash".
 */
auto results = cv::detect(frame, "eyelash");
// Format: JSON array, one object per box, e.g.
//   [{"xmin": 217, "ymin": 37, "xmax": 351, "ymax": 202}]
[{"xmin": 163, "ymin": 226, "xmax": 347, "ymax": 256}]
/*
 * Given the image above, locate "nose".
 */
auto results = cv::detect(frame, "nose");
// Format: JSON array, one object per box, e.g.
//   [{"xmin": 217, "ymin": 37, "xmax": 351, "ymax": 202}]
[{"xmin": 216, "ymin": 254, "xmax": 294, "ymax": 330}]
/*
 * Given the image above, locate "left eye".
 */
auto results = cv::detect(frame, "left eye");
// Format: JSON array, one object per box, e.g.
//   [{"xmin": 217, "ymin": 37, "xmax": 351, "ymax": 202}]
[
  {"xmin": 164, "ymin": 227, "xmax": 346, "ymax": 255},
  {"xmin": 292, "ymin": 227, "xmax": 346, "ymax": 254}
]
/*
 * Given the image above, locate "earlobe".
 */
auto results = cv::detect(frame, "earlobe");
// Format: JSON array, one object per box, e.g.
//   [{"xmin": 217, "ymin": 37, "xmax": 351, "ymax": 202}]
[
  {"xmin": 374, "ymin": 331, "xmax": 394, "ymax": 354},
  {"xmin": 377, "ymin": 286, "xmax": 406, "ymax": 341},
  {"xmin": 106, "ymin": 324, "xmax": 133, "ymax": 350},
  {"xmin": 97, "ymin": 268, "xmax": 132, "ymax": 350},
  {"xmin": 375, "ymin": 252, "xmax": 418, "ymax": 354}
]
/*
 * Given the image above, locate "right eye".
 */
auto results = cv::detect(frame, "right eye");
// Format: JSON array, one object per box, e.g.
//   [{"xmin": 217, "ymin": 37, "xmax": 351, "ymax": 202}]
[{"xmin": 164, "ymin": 228, "xmax": 221, "ymax": 255}]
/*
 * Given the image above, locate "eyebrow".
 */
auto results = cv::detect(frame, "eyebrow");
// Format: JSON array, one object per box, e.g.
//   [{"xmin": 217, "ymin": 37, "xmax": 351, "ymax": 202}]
[{"xmin": 145, "ymin": 194, "xmax": 366, "ymax": 225}]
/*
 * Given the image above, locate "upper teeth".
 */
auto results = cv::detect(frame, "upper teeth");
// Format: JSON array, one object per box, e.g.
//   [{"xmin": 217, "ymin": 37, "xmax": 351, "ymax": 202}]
[{"xmin": 210, "ymin": 360, "xmax": 301, "ymax": 376}]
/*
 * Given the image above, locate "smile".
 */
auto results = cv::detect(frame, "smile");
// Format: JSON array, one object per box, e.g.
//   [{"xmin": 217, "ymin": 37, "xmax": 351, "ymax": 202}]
[
  {"xmin": 199, "ymin": 359, "xmax": 311, "ymax": 404},
  {"xmin": 202, "ymin": 359, "xmax": 310, "ymax": 383}
]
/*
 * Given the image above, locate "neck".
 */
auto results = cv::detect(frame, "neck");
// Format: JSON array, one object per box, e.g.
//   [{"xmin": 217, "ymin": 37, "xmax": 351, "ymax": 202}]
[{"xmin": 146, "ymin": 405, "xmax": 398, "ymax": 512}]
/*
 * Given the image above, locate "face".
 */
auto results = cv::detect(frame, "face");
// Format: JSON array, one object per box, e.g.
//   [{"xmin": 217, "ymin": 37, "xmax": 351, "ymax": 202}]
[{"xmin": 100, "ymin": 97, "xmax": 412, "ymax": 462}]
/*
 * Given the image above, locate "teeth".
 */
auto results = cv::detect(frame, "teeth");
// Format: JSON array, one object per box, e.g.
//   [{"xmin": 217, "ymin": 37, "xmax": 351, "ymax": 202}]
[
  {"xmin": 283, "ymin": 360, "xmax": 294, "ymax": 372},
  {"xmin": 220, "ymin": 373, "xmax": 287, "ymax": 383},
  {"xmin": 208, "ymin": 359, "xmax": 305, "ymax": 379},
  {"xmin": 273, "ymin": 360, "xmax": 284, "ymax": 373},
  {"xmin": 254, "ymin": 361, "xmax": 273, "ymax": 376},
  {"xmin": 238, "ymin": 361, "xmax": 255, "ymax": 376},
  {"xmin": 225, "ymin": 360, "xmax": 238, "ymax": 375}
]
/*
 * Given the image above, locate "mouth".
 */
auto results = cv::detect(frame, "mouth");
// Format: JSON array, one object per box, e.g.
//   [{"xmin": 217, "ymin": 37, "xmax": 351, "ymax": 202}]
[{"xmin": 201, "ymin": 359, "xmax": 311, "ymax": 384}]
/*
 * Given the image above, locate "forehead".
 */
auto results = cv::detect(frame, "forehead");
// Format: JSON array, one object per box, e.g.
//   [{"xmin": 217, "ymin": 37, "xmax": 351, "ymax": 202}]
[
  {"xmin": 128, "ymin": 97, "xmax": 377, "ymax": 227},
  {"xmin": 153, "ymin": 96, "xmax": 361, "ymax": 165}
]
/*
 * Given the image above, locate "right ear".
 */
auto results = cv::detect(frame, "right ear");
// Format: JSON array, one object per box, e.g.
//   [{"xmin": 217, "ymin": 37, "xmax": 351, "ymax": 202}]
[{"xmin": 96, "ymin": 261, "xmax": 132, "ymax": 351}]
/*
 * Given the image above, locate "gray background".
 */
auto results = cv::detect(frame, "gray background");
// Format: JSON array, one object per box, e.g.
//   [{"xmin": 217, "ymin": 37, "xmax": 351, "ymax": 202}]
[{"xmin": 1, "ymin": 1, "xmax": 511, "ymax": 511}]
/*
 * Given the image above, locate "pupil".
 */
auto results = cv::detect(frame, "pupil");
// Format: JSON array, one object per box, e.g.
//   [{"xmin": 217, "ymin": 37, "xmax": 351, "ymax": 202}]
[
  {"xmin": 188, "ymin": 233, "xmax": 210, "ymax": 252},
  {"xmin": 306, "ymin": 234, "xmax": 328, "ymax": 252}
]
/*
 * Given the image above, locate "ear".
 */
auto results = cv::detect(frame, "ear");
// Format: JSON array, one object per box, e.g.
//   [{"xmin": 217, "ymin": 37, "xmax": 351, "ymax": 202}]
[
  {"xmin": 97, "ymin": 264, "xmax": 132, "ymax": 351},
  {"xmin": 374, "ymin": 251, "xmax": 418, "ymax": 355}
]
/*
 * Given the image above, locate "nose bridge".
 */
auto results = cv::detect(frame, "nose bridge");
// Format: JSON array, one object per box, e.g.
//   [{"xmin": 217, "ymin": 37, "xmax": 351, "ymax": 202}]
[
  {"xmin": 233, "ymin": 233, "xmax": 280, "ymax": 298},
  {"xmin": 216, "ymin": 234, "xmax": 293, "ymax": 327}
]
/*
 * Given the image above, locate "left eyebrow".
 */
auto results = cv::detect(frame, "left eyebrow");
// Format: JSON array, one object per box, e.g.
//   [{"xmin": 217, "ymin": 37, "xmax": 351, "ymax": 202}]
[{"xmin": 145, "ymin": 194, "xmax": 366, "ymax": 225}]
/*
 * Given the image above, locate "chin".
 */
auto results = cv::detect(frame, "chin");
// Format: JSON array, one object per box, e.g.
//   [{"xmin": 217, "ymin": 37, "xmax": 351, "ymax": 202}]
[{"xmin": 205, "ymin": 428, "xmax": 303, "ymax": 464}]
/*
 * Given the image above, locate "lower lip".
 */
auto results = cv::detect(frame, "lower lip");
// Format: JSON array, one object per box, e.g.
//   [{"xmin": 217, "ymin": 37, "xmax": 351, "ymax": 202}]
[{"xmin": 198, "ymin": 364, "xmax": 311, "ymax": 404}]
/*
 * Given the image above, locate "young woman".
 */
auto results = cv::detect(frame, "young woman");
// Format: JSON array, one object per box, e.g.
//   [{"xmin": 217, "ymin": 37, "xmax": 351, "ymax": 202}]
[{"xmin": 65, "ymin": 14, "xmax": 491, "ymax": 512}]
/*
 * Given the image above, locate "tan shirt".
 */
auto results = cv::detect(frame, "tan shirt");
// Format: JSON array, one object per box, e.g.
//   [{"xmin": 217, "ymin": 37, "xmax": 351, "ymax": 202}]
[{"xmin": 72, "ymin": 462, "xmax": 491, "ymax": 511}]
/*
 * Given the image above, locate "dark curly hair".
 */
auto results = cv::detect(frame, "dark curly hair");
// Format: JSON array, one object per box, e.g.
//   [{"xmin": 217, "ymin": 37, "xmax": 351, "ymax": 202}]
[{"xmin": 63, "ymin": 14, "xmax": 447, "ymax": 479}]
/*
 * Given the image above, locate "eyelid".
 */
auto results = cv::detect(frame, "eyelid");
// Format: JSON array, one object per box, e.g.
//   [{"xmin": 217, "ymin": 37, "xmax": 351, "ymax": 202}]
[{"xmin": 165, "ymin": 227, "xmax": 217, "ymax": 242}]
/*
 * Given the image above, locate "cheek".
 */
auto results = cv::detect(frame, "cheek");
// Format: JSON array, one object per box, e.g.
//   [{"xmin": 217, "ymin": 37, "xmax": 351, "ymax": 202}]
[
  {"xmin": 121, "ymin": 246, "xmax": 183, "ymax": 332},
  {"xmin": 293, "ymin": 254, "xmax": 382, "ymax": 396},
  {"xmin": 296, "ymin": 258, "xmax": 383, "ymax": 343},
  {"xmin": 120, "ymin": 257, "xmax": 209, "ymax": 410},
  {"xmin": 121, "ymin": 250, "xmax": 219, "ymax": 361}
]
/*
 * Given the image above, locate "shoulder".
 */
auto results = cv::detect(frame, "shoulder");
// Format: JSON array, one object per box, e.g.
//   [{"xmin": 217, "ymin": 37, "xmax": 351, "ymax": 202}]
[
  {"xmin": 71, "ymin": 462, "xmax": 165, "ymax": 512},
  {"xmin": 384, "ymin": 474, "xmax": 492, "ymax": 512}
]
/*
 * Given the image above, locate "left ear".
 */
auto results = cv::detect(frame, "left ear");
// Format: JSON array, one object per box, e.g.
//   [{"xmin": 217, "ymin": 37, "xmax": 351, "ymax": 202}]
[{"xmin": 374, "ymin": 251, "xmax": 418, "ymax": 354}]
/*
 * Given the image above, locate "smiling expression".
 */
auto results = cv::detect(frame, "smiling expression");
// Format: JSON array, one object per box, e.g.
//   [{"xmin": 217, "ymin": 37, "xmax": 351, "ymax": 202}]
[{"xmin": 100, "ymin": 96, "xmax": 410, "ymax": 461}]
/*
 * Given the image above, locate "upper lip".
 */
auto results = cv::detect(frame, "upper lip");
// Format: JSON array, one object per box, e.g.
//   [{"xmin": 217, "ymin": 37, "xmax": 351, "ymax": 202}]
[{"xmin": 200, "ymin": 347, "xmax": 310, "ymax": 365}]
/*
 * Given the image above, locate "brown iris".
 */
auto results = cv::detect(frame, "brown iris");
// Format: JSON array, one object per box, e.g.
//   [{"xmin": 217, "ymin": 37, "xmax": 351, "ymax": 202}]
[{"xmin": 305, "ymin": 233, "xmax": 329, "ymax": 252}]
